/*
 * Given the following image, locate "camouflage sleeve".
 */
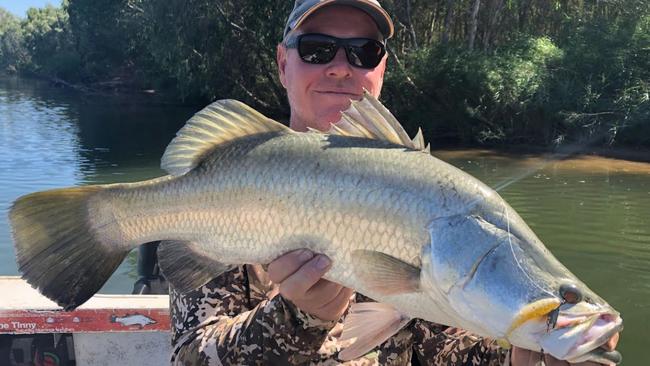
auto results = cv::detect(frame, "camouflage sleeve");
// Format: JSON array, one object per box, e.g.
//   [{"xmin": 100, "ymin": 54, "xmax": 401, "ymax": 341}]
[
  {"xmin": 411, "ymin": 319, "xmax": 510, "ymax": 366},
  {"xmin": 170, "ymin": 265, "xmax": 338, "ymax": 365}
]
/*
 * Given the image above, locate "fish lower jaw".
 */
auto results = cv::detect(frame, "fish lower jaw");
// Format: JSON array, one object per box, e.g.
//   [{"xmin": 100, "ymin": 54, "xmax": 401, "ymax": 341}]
[{"xmin": 561, "ymin": 314, "xmax": 623, "ymax": 362}]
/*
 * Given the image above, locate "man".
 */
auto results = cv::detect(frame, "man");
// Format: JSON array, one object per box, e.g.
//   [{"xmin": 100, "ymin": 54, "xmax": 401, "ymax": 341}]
[{"xmin": 170, "ymin": 1, "xmax": 619, "ymax": 364}]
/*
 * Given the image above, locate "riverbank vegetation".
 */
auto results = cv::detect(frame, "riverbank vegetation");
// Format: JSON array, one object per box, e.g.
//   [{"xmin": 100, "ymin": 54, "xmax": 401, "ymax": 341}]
[{"xmin": 0, "ymin": 1, "xmax": 648, "ymax": 147}]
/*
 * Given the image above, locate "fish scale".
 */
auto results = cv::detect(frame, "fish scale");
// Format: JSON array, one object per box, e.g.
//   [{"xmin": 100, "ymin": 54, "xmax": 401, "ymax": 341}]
[{"xmin": 94, "ymin": 132, "xmax": 432, "ymax": 296}]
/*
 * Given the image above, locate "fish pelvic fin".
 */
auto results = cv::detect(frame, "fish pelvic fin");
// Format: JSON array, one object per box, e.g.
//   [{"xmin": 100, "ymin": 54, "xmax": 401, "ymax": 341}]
[
  {"xmin": 339, "ymin": 302, "xmax": 411, "ymax": 361},
  {"xmin": 161, "ymin": 99, "xmax": 293, "ymax": 176},
  {"xmin": 326, "ymin": 90, "xmax": 430, "ymax": 153},
  {"xmin": 158, "ymin": 240, "xmax": 233, "ymax": 293},
  {"xmin": 9, "ymin": 186, "xmax": 129, "ymax": 310}
]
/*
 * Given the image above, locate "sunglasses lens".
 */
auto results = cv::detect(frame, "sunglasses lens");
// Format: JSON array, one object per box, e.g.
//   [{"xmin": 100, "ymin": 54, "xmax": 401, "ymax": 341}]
[
  {"xmin": 298, "ymin": 35, "xmax": 338, "ymax": 64},
  {"xmin": 294, "ymin": 34, "xmax": 385, "ymax": 69},
  {"xmin": 346, "ymin": 39, "xmax": 385, "ymax": 68}
]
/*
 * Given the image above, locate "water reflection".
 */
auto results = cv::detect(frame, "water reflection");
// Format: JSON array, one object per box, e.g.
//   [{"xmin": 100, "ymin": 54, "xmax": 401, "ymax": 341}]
[
  {"xmin": 0, "ymin": 75, "xmax": 196, "ymax": 291},
  {"xmin": 1, "ymin": 79, "xmax": 83, "ymax": 274}
]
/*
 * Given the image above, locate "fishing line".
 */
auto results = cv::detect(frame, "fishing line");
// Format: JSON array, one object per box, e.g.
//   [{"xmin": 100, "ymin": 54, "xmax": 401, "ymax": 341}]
[
  {"xmin": 491, "ymin": 123, "xmax": 632, "ymax": 193},
  {"xmin": 457, "ymin": 124, "xmax": 639, "ymax": 298},
  {"xmin": 444, "ymin": 117, "xmax": 639, "ymax": 213},
  {"xmin": 503, "ymin": 203, "xmax": 555, "ymax": 298}
]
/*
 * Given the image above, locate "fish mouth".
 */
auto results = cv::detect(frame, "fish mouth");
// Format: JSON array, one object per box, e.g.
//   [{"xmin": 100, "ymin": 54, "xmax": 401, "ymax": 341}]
[
  {"xmin": 563, "ymin": 312, "xmax": 623, "ymax": 363},
  {"xmin": 543, "ymin": 310, "xmax": 623, "ymax": 364}
]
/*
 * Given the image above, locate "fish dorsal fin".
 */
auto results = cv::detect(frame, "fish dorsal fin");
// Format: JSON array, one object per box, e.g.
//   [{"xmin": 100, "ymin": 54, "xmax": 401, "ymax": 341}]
[
  {"xmin": 161, "ymin": 99, "xmax": 292, "ymax": 176},
  {"xmin": 412, "ymin": 127, "xmax": 430, "ymax": 152},
  {"xmin": 325, "ymin": 91, "xmax": 430, "ymax": 153}
]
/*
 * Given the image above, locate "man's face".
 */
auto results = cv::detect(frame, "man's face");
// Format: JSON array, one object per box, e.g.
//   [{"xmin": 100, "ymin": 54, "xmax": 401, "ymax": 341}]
[{"xmin": 277, "ymin": 5, "xmax": 387, "ymax": 132}]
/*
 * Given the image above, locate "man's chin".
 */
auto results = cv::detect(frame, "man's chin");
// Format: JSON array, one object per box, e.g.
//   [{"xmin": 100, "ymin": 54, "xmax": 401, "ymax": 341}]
[{"xmin": 313, "ymin": 111, "xmax": 343, "ymax": 131}]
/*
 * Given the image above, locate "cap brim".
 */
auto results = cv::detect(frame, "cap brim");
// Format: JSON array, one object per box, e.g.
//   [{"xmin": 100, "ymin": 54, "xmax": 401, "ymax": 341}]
[{"xmin": 289, "ymin": 0, "xmax": 394, "ymax": 39}]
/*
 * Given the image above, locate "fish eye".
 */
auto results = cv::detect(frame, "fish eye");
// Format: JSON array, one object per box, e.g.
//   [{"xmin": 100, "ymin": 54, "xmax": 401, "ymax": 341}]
[{"xmin": 559, "ymin": 283, "xmax": 583, "ymax": 304}]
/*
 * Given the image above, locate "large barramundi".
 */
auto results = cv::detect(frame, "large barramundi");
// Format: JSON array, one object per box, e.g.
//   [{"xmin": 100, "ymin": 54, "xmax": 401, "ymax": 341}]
[{"xmin": 10, "ymin": 93, "xmax": 622, "ymax": 363}]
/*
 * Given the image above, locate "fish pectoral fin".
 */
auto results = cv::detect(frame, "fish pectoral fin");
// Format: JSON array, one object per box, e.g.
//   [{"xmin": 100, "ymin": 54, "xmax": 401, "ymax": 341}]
[
  {"xmin": 326, "ymin": 91, "xmax": 429, "ymax": 152},
  {"xmin": 339, "ymin": 302, "xmax": 411, "ymax": 361},
  {"xmin": 158, "ymin": 240, "xmax": 233, "ymax": 293},
  {"xmin": 350, "ymin": 250, "xmax": 421, "ymax": 296},
  {"xmin": 161, "ymin": 99, "xmax": 292, "ymax": 176}
]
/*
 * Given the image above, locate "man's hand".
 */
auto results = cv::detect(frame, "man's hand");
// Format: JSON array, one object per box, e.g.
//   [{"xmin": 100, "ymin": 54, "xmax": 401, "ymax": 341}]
[
  {"xmin": 511, "ymin": 333, "xmax": 620, "ymax": 366},
  {"xmin": 267, "ymin": 249, "xmax": 354, "ymax": 321}
]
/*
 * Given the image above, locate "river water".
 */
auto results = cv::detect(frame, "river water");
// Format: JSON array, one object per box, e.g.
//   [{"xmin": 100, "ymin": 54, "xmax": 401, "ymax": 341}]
[{"xmin": 0, "ymin": 76, "xmax": 648, "ymax": 364}]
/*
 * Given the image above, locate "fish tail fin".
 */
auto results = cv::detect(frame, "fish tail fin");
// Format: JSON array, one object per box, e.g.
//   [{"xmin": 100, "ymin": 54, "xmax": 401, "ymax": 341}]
[{"xmin": 9, "ymin": 186, "xmax": 129, "ymax": 310}]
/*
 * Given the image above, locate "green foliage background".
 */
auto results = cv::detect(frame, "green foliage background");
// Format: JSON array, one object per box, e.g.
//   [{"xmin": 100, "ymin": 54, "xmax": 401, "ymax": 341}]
[{"xmin": 0, "ymin": 0, "xmax": 648, "ymax": 147}]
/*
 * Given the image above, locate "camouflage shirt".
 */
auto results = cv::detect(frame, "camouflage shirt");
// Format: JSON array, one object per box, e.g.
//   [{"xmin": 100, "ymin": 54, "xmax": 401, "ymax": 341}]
[{"xmin": 170, "ymin": 265, "xmax": 510, "ymax": 366}]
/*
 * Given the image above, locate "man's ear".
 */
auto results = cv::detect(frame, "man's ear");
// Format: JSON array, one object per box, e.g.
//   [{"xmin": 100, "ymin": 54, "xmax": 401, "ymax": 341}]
[
  {"xmin": 372, "ymin": 55, "xmax": 388, "ymax": 96},
  {"xmin": 378, "ymin": 54, "xmax": 387, "ymax": 81},
  {"xmin": 277, "ymin": 43, "xmax": 287, "ymax": 88}
]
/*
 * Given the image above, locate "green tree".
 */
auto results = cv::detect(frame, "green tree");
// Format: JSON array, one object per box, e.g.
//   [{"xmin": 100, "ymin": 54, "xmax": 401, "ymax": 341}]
[
  {"xmin": 66, "ymin": 0, "xmax": 146, "ymax": 82},
  {"xmin": 139, "ymin": 0, "xmax": 292, "ymax": 112},
  {"xmin": 21, "ymin": 3, "xmax": 80, "ymax": 79},
  {"xmin": 5, "ymin": 0, "xmax": 649, "ymax": 147},
  {"xmin": 0, "ymin": 7, "xmax": 28, "ymax": 72}
]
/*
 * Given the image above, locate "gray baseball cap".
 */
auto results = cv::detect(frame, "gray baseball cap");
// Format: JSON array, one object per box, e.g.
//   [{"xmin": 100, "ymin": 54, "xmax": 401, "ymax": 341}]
[{"xmin": 283, "ymin": 0, "xmax": 394, "ymax": 40}]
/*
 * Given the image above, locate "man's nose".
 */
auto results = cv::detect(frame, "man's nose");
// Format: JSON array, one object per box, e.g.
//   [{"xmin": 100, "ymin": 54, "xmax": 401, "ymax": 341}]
[{"xmin": 325, "ymin": 48, "xmax": 353, "ymax": 79}]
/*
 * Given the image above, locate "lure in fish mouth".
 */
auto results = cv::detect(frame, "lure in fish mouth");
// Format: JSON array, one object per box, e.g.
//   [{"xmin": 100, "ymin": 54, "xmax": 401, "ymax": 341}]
[
  {"xmin": 506, "ymin": 297, "xmax": 623, "ymax": 364},
  {"xmin": 544, "ymin": 304, "xmax": 622, "ymax": 363}
]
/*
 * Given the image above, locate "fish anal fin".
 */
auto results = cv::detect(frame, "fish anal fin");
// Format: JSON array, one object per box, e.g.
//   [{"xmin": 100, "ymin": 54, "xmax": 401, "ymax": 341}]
[
  {"xmin": 339, "ymin": 302, "xmax": 411, "ymax": 361},
  {"xmin": 158, "ymin": 240, "xmax": 232, "ymax": 293},
  {"xmin": 350, "ymin": 250, "xmax": 420, "ymax": 296}
]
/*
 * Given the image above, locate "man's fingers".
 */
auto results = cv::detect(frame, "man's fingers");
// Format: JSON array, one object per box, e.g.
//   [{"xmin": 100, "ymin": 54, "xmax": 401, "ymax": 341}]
[
  {"xmin": 314, "ymin": 287, "xmax": 354, "ymax": 321},
  {"xmin": 511, "ymin": 347, "xmax": 569, "ymax": 366},
  {"xmin": 267, "ymin": 251, "xmax": 352, "ymax": 322},
  {"xmin": 319, "ymin": 287, "xmax": 354, "ymax": 311},
  {"xmin": 510, "ymin": 346, "xmax": 526, "ymax": 365},
  {"xmin": 602, "ymin": 333, "xmax": 619, "ymax": 351},
  {"xmin": 267, "ymin": 249, "xmax": 315, "ymax": 284},
  {"xmin": 511, "ymin": 346, "xmax": 618, "ymax": 366},
  {"xmin": 304, "ymin": 278, "xmax": 343, "ymax": 303},
  {"xmin": 279, "ymin": 254, "xmax": 332, "ymax": 300}
]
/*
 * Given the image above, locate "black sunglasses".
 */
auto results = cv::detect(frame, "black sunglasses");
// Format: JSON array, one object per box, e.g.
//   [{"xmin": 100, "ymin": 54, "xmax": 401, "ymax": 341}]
[{"xmin": 284, "ymin": 33, "xmax": 386, "ymax": 69}]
